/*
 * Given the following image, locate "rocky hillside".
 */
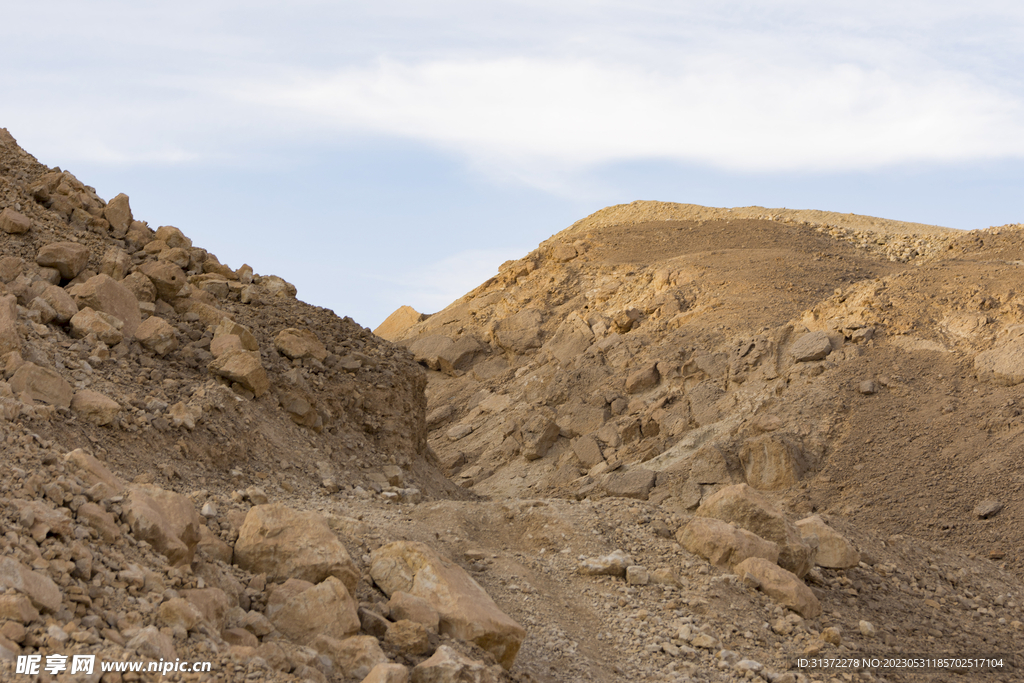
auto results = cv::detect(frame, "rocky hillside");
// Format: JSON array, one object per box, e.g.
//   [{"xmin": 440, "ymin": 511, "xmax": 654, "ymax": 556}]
[{"xmin": 0, "ymin": 126, "xmax": 1021, "ymax": 683}]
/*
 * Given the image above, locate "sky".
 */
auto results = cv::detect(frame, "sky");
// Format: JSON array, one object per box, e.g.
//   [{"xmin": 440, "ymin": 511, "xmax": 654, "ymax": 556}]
[{"xmin": 2, "ymin": 1, "xmax": 1023, "ymax": 328}]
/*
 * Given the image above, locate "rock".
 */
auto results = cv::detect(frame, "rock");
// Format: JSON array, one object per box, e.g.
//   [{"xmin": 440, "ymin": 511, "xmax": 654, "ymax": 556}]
[
  {"xmin": 154, "ymin": 225, "xmax": 192, "ymax": 249},
  {"xmin": 974, "ymin": 499, "xmax": 1004, "ymax": 519},
  {"xmin": 858, "ymin": 380, "xmax": 878, "ymax": 395},
  {"xmin": 572, "ymin": 435, "xmax": 604, "ymax": 468},
  {"xmin": 688, "ymin": 445, "xmax": 737, "ymax": 485},
  {"xmin": 103, "ymin": 193, "xmax": 134, "ymax": 237},
  {"xmin": 198, "ymin": 526, "xmax": 233, "ymax": 563},
  {"xmin": 35, "ymin": 242, "xmax": 90, "ymax": 280},
  {"xmin": 410, "ymin": 645, "xmax": 499, "ymax": 683},
  {"xmin": 0, "ymin": 595, "xmax": 40, "ymax": 624},
  {"xmin": 275, "ymin": 328, "xmax": 329, "ymax": 361},
  {"xmin": 212, "ymin": 319, "xmax": 259, "ymax": 356},
  {"xmin": 158, "ymin": 597, "xmax": 205, "ymax": 632},
  {"xmin": 794, "ymin": 515, "xmax": 859, "ymax": 568},
  {"xmin": 159, "ymin": 247, "xmax": 191, "ymax": 268},
  {"xmin": 521, "ymin": 412, "xmax": 560, "ymax": 461},
  {"xmin": 124, "ymin": 484, "xmax": 203, "ymax": 566},
  {"xmin": 370, "ymin": 541, "xmax": 525, "ymax": 669},
  {"xmin": 9, "ymin": 362, "xmax": 73, "ymax": 409},
  {"xmin": 359, "ymin": 607, "xmax": 391, "ymax": 639},
  {"xmin": 122, "ymin": 270, "xmax": 156, "ymax": 303},
  {"xmin": 168, "ymin": 401, "xmax": 202, "ymax": 430},
  {"xmin": 268, "ymin": 577, "xmax": 360, "ymax": 644},
  {"xmin": 313, "ymin": 635, "xmax": 389, "ymax": 679},
  {"xmin": 76, "ymin": 502, "xmax": 121, "ymax": 542},
  {"xmin": 69, "ymin": 307, "xmax": 123, "ymax": 345},
  {"xmin": 0, "ymin": 295, "xmax": 21, "ymax": 356},
  {"xmin": 790, "ymin": 330, "xmax": 832, "ymax": 362},
  {"xmin": 375, "ymin": 305, "xmax": 425, "ymax": 341},
  {"xmin": 136, "ymin": 315, "xmax": 179, "ymax": 355},
  {"xmin": 64, "ymin": 448, "xmax": 125, "ymax": 498},
  {"xmin": 738, "ymin": 434, "xmax": 809, "ymax": 490},
  {"xmin": 405, "ymin": 335, "xmax": 482, "ymax": 375},
  {"xmin": 491, "ymin": 308, "xmax": 544, "ymax": 354},
  {"xmin": 385, "ymin": 620, "xmax": 432, "ymax": 656},
  {"xmin": 975, "ymin": 342, "xmax": 1024, "ymax": 385},
  {"xmin": 70, "ymin": 389, "xmax": 121, "ymax": 425},
  {"xmin": 677, "ymin": 517, "xmax": 780, "ymax": 570},
  {"xmin": 733, "ymin": 557, "xmax": 820, "ymax": 618},
  {"xmin": 182, "ymin": 587, "xmax": 231, "ymax": 632},
  {"xmin": 209, "ymin": 350, "xmax": 268, "ymax": 397},
  {"xmin": 71, "ymin": 273, "xmax": 142, "ymax": 338},
  {"xmin": 0, "ymin": 208, "xmax": 31, "ymax": 234},
  {"xmin": 389, "ymin": 591, "xmax": 440, "ymax": 632},
  {"xmin": 578, "ymin": 550, "xmax": 631, "ymax": 577},
  {"xmin": 262, "ymin": 275, "xmax": 297, "ymax": 298},
  {"xmin": 362, "ymin": 663, "xmax": 410, "ymax": 683},
  {"xmin": 126, "ymin": 626, "xmax": 177, "ymax": 661},
  {"xmin": 625, "ymin": 565, "xmax": 649, "ymax": 585},
  {"xmin": 696, "ymin": 484, "xmax": 814, "ymax": 578},
  {"xmin": 598, "ymin": 466, "xmax": 657, "ymax": 500},
  {"xmin": 624, "ymin": 363, "xmax": 660, "ymax": 394},
  {"xmin": 233, "ymin": 504, "xmax": 359, "ymax": 594},
  {"xmin": 38, "ymin": 285, "xmax": 78, "ymax": 323},
  {"xmin": 821, "ymin": 626, "xmax": 842, "ymax": 646},
  {"xmin": 140, "ymin": 261, "xmax": 188, "ymax": 301},
  {"xmin": 0, "ymin": 558, "xmax": 61, "ymax": 612},
  {"xmin": 859, "ymin": 620, "xmax": 876, "ymax": 637}
]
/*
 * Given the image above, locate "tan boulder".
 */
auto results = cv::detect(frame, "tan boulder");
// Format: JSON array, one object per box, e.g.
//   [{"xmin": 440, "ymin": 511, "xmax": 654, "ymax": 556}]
[
  {"xmin": 0, "ymin": 294, "xmax": 20, "ymax": 356},
  {"xmin": 275, "ymin": 328, "xmax": 328, "ymax": 361},
  {"xmin": 124, "ymin": 484, "xmax": 202, "ymax": 566},
  {"xmin": 625, "ymin": 363, "xmax": 660, "ymax": 394},
  {"xmin": 72, "ymin": 274, "xmax": 141, "ymax": 338},
  {"xmin": 155, "ymin": 225, "xmax": 193, "ymax": 249},
  {"xmin": 389, "ymin": 591, "xmax": 440, "ymax": 632},
  {"xmin": 69, "ymin": 307, "xmax": 123, "ymax": 345},
  {"xmin": 182, "ymin": 588, "xmax": 231, "ymax": 632},
  {"xmin": 126, "ymin": 626, "xmax": 177, "ymax": 661},
  {"xmin": 140, "ymin": 261, "xmax": 188, "ymax": 301},
  {"xmin": 36, "ymin": 242, "xmax": 90, "ymax": 280},
  {"xmin": 211, "ymin": 319, "xmax": 258, "ymax": 358},
  {"xmin": 0, "ymin": 594, "xmax": 40, "ymax": 624},
  {"xmin": 733, "ymin": 557, "xmax": 820, "ymax": 618},
  {"xmin": 790, "ymin": 330, "xmax": 832, "ymax": 362},
  {"xmin": 64, "ymin": 448, "xmax": 125, "ymax": 498},
  {"xmin": 491, "ymin": 308, "xmax": 543, "ymax": 354},
  {"xmin": 71, "ymin": 389, "xmax": 121, "ymax": 425},
  {"xmin": 795, "ymin": 515, "xmax": 860, "ymax": 569},
  {"xmin": 233, "ymin": 504, "xmax": 359, "ymax": 593},
  {"xmin": 261, "ymin": 275, "xmax": 296, "ymax": 298},
  {"xmin": 158, "ymin": 597, "xmax": 205, "ymax": 632},
  {"xmin": 10, "ymin": 363, "xmax": 72, "ymax": 409},
  {"xmin": 677, "ymin": 517, "xmax": 780, "ymax": 570},
  {"xmin": 362, "ymin": 663, "xmax": 410, "ymax": 683},
  {"xmin": 374, "ymin": 305, "xmax": 425, "ymax": 341},
  {"xmin": 100, "ymin": 247, "xmax": 132, "ymax": 280},
  {"xmin": 410, "ymin": 646, "xmax": 499, "ymax": 683},
  {"xmin": 208, "ymin": 349, "xmax": 269, "ymax": 397},
  {"xmin": 370, "ymin": 541, "xmax": 525, "ymax": 669},
  {"xmin": 38, "ymin": 285, "xmax": 78, "ymax": 324},
  {"xmin": 198, "ymin": 526, "xmax": 232, "ymax": 563},
  {"xmin": 0, "ymin": 558, "xmax": 61, "ymax": 612},
  {"xmin": 571, "ymin": 435, "xmax": 604, "ymax": 468},
  {"xmin": 268, "ymin": 577, "xmax": 360, "ymax": 644},
  {"xmin": 312, "ymin": 635, "xmax": 389, "ymax": 679},
  {"xmin": 739, "ymin": 433, "xmax": 809, "ymax": 490},
  {"xmin": 136, "ymin": 315, "xmax": 179, "ymax": 356},
  {"xmin": 597, "ymin": 466, "xmax": 657, "ymax": 500},
  {"xmin": 103, "ymin": 193, "xmax": 134, "ymax": 237},
  {"xmin": 158, "ymin": 247, "xmax": 191, "ymax": 269},
  {"xmin": 266, "ymin": 578, "xmax": 315, "ymax": 618},
  {"xmin": 76, "ymin": 502, "xmax": 121, "ymax": 542},
  {"xmin": 520, "ymin": 411, "xmax": 560, "ymax": 461},
  {"xmin": 696, "ymin": 484, "xmax": 814, "ymax": 578},
  {"xmin": 385, "ymin": 620, "xmax": 432, "ymax": 656},
  {"xmin": 279, "ymin": 390, "xmax": 322, "ymax": 430},
  {"xmin": 0, "ymin": 208, "xmax": 31, "ymax": 234},
  {"xmin": 122, "ymin": 270, "xmax": 157, "ymax": 303},
  {"xmin": 405, "ymin": 334, "xmax": 482, "ymax": 375}
]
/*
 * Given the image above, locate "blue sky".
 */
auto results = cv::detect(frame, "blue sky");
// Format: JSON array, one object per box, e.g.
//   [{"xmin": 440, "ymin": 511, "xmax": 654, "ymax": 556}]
[{"xmin": 3, "ymin": 2, "xmax": 1023, "ymax": 327}]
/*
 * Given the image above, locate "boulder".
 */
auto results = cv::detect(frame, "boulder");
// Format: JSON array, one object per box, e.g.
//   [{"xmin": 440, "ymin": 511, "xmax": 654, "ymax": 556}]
[
  {"xmin": 578, "ymin": 550, "xmax": 631, "ymax": 577},
  {"xmin": 158, "ymin": 247, "xmax": 191, "ymax": 268},
  {"xmin": 269, "ymin": 577, "xmax": 360, "ymax": 644},
  {"xmin": 69, "ymin": 307, "xmax": 123, "ymax": 345},
  {"xmin": 598, "ymin": 466, "xmax": 657, "ymax": 500},
  {"xmin": 374, "ymin": 305, "xmax": 424, "ymax": 341},
  {"xmin": 385, "ymin": 620, "xmax": 432, "ymax": 656},
  {"xmin": 677, "ymin": 517, "xmax": 780, "ymax": 570},
  {"xmin": 103, "ymin": 193, "xmax": 134, "ymax": 237},
  {"xmin": 790, "ymin": 330, "xmax": 832, "ymax": 362},
  {"xmin": 140, "ymin": 261, "xmax": 188, "ymax": 301},
  {"xmin": 122, "ymin": 270, "xmax": 157, "ymax": 303},
  {"xmin": 71, "ymin": 274, "xmax": 142, "ymax": 338},
  {"xmin": 491, "ymin": 308, "xmax": 543, "ymax": 354},
  {"xmin": 571, "ymin": 435, "xmax": 604, "ymax": 468},
  {"xmin": 624, "ymin": 363, "xmax": 660, "ymax": 394},
  {"xmin": 71, "ymin": 390, "xmax": 121, "ymax": 425},
  {"xmin": 794, "ymin": 515, "xmax": 859, "ymax": 568},
  {"xmin": 733, "ymin": 557, "xmax": 820, "ymax": 618},
  {"xmin": 158, "ymin": 597, "xmax": 205, "ymax": 632},
  {"xmin": 35, "ymin": 242, "xmax": 90, "ymax": 280},
  {"xmin": 136, "ymin": 315, "xmax": 179, "ymax": 356},
  {"xmin": 0, "ymin": 594, "xmax": 40, "ymax": 624},
  {"xmin": 64, "ymin": 448, "xmax": 125, "ymax": 498},
  {"xmin": 38, "ymin": 285, "xmax": 78, "ymax": 324},
  {"xmin": 363, "ymin": 663, "xmax": 410, "ymax": 683},
  {"xmin": 182, "ymin": 588, "xmax": 231, "ymax": 632},
  {"xmin": 405, "ymin": 335, "xmax": 482, "ymax": 375},
  {"xmin": 76, "ymin": 502, "xmax": 121, "ymax": 543},
  {"xmin": 208, "ymin": 350, "xmax": 269, "ymax": 397},
  {"xmin": 211, "ymin": 319, "xmax": 258, "ymax": 356},
  {"xmin": 233, "ymin": 504, "xmax": 359, "ymax": 594},
  {"xmin": 739, "ymin": 434, "xmax": 809, "ymax": 490},
  {"xmin": 0, "ymin": 294, "xmax": 20, "ymax": 356},
  {"xmin": 262, "ymin": 275, "xmax": 297, "ymax": 298},
  {"xmin": 370, "ymin": 541, "xmax": 525, "ymax": 669},
  {"xmin": 696, "ymin": 484, "xmax": 814, "ymax": 578},
  {"xmin": 9, "ymin": 363, "xmax": 73, "ymax": 409},
  {"xmin": 155, "ymin": 225, "xmax": 193, "ymax": 249},
  {"xmin": 126, "ymin": 626, "xmax": 177, "ymax": 661},
  {"xmin": 410, "ymin": 646, "xmax": 499, "ymax": 683},
  {"xmin": 0, "ymin": 208, "xmax": 31, "ymax": 234},
  {"xmin": 543, "ymin": 312, "xmax": 594, "ymax": 365},
  {"xmin": 275, "ymin": 328, "xmax": 329, "ymax": 361},
  {"xmin": 124, "ymin": 484, "xmax": 202, "ymax": 566},
  {"xmin": 520, "ymin": 412, "xmax": 560, "ymax": 461},
  {"xmin": 0, "ymin": 558, "xmax": 61, "ymax": 612},
  {"xmin": 99, "ymin": 247, "xmax": 132, "ymax": 280},
  {"xmin": 312, "ymin": 635, "xmax": 389, "ymax": 679},
  {"xmin": 198, "ymin": 526, "xmax": 233, "ymax": 563},
  {"xmin": 975, "ymin": 341, "xmax": 1024, "ymax": 385},
  {"xmin": 388, "ymin": 591, "xmax": 440, "ymax": 632},
  {"xmin": 689, "ymin": 445, "xmax": 738, "ymax": 485}
]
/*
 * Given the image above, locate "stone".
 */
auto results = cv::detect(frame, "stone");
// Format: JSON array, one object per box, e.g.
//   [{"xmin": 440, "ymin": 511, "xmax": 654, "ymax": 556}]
[
  {"xmin": 261, "ymin": 275, "xmax": 297, "ymax": 298},
  {"xmin": 35, "ymin": 242, "xmax": 90, "ymax": 280},
  {"xmin": 76, "ymin": 502, "xmax": 121, "ymax": 542},
  {"xmin": 389, "ymin": 591, "xmax": 440, "ymax": 631},
  {"xmin": 858, "ymin": 380, "xmax": 878, "ymax": 395},
  {"xmin": 9, "ymin": 362, "xmax": 73, "ymax": 409},
  {"xmin": 100, "ymin": 247, "xmax": 132, "ymax": 281},
  {"xmin": 183, "ymin": 587, "xmax": 232, "ymax": 631},
  {"xmin": 689, "ymin": 445, "xmax": 737, "ymax": 485},
  {"xmin": 0, "ymin": 595, "xmax": 40, "ymax": 624},
  {"xmin": 410, "ymin": 645, "xmax": 499, "ymax": 683},
  {"xmin": 794, "ymin": 515, "xmax": 859, "ymax": 568},
  {"xmin": 122, "ymin": 270, "xmax": 157, "ymax": 303},
  {"xmin": 374, "ymin": 305, "xmax": 424, "ymax": 341},
  {"xmin": 572, "ymin": 435, "xmax": 604, "ymax": 468},
  {"xmin": 738, "ymin": 434, "xmax": 809, "ymax": 490},
  {"xmin": 159, "ymin": 247, "xmax": 191, "ymax": 268},
  {"xmin": 975, "ymin": 342, "xmax": 1024, "ymax": 385},
  {"xmin": 598, "ymin": 466, "xmax": 657, "ymax": 500},
  {"xmin": 733, "ymin": 557, "xmax": 820, "ymax": 618},
  {"xmin": 212, "ymin": 318, "xmax": 258, "ymax": 352},
  {"xmin": 0, "ymin": 257, "xmax": 22, "ymax": 282},
  {"xmin": 64, "ymin": 448, "xmax": 125, "ymax": 498},
  {"xmin": 0, "ymin": 294, "xmax": 20, "ymax": 356},
  {"xmin": 370, "ymin": 541, "xmax": 525, "ymax": 669},
  {"xmin": 155, "ymin": 225, "xmax": 193, "ymax": 249},
  {"xmin": 0, "ymin": 208, "xmax": 31, "ymax": 234},
  {"xmin": 266, "ymin": 578, "xmax": 315, "ymax": 618},
  {"xmin": 696, "ymin": 484, "xmax": 814, "ymax": 578},
  {"xmin": 208, "ymin": 350, "xmax": 269, "ymax": 397},
  {"xmin": 233, "ymin": 503, "xmax": 359, "ymax": 593},
  {"xmin": 359, "ymin": 607, "xmax": 391, "ymax": 639},
  {"xmin": 974, "ymin": 499, "xmax": 1004, "ymax": 519},
  {"xmin": 71, "ymin": 273, "xmax": 142, "ymax": 338},
  {"xmin": 790, "ymin": 330, "xmax": 832, "ymax": 362},
  {"xmin": 385, "ymin": 620, "xmax": 432, "ymax": 656},
  {"xmin": 136, "ymin": 315, "xmax": 179, "ymax": 355},
  {"xmin": 625, "ymin": 363, "xmax": 660, "ymax": 394},
  {"xmin": 71, "ymin": 389, "xmax": 121, "ymax": 425},
  {"xmin": 38, "ymin": 285, "xmax": 78, "ymax": 323},
  {"xmin": 520, "ymin": 412, "xmax": 560, "ymax": 461},
  {"xmin": 124, "ymin": 484, "xmax": 203, "ymax": 566},
  {"xmin": 103, "ymin": 193, "xmax": 134, "ymax": 237},
  {"xmin": 222, "ymin": 627, "xmax": 259, "ymax": 647},
  {"xmin": 169, "ymin": 401, "xmax": 202, "ymax": 430},
  {"xmin": 269, "ymin": 577, "xmax": 360, "ymax": 644},
  {"xmin": 625, "ymin": 565, "xmax": 649, "ymax": 585},
  {"xmin": 821, "ymin": 626, "xmax": 842, "ymax": 646},
  {"xmin": 69, "ymin": 307, "xmax": 123, "ymax": 345},
  {"xmin": 126, "ymin": 626, "xmax": 177, "ymax": 661},
  {"xmin": 405, "ymin": 335, "xmax": 482, "ymax": 375},
  {"xmin": 0, "ymin": 558, "xmax": 61, "ymax": 612},
  {"xmin": 140, "ymin": 261, "xmax": 188, "ymax": 301},
  {"xmin": 275, "ymin": 328, "xmax": 329, "ymax": 361},
  {"xmin": 859, "ymin": 620, "xmax": 876, "ymax": 637},
  {"xmin": 313, "ymin": 635, "xmax": 389, "ymax": 679},
  {"xmin": 362, "ymin": 663, "xmax": 410, "ymax": 683},
  {"xmin": 158, "ymin": 597, "xmax": 205, "ymax": 632},
  {"xmin": 578, "ymin": 550, "xmax": 631, "ymax": 577},
  {"xmin": 491, "ymin": 308, "xmax": 544, "ymax": 354},
  {"xmin": 198, "ymin": 526, "xmax": 233, "ymax": 563},
  {"xmin": 677, "ymin": 517, "xmax": 781, "ymax": 571}
]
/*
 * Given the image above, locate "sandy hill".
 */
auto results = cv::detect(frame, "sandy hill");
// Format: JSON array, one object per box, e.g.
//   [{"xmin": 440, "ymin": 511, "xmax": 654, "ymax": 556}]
[{"xmin": 0, "ymin": 128, "xmax": 1021, "ymax": 683}]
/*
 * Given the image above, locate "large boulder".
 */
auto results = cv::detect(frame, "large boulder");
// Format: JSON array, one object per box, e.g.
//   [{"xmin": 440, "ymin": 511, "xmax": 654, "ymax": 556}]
[
  {"xmin": 794, "ymin": 515, "xmax": 860, "ymax": 569},
  {"xmin": 38, "ymin": 285, "xmax": 78, "ymax": 324},
  {"xmin": 36, "ymin": 242, "xmax": 90, "ymax": 280},
  {"xmin": 677, "ymin": 517, "xmax": 780, "ymax": 571},
  {"xmin": 733, "ymin": 557, "xmax": 820, "ymax": 618},
  {"xmin": 411, "ymin": 646, "xmax": 498, "ymax": 683},
  {"xmin": 69, "ymin": 307, "xmax": 123, "ymax": 345},
  {"xmin": 71, "ymin": 274, "xmax": 141, "ymax": 339},
  {"xmin": 274, "ymin": 328, "xmax": 328, "ymax": 362},
  {"xmin": 233, "ymin": 504, "xmax": 359, "ymax": 594},
  {"xmin": 124, "ymin": 485, "xmax": 202, "ymax": 566},
  {"xmin": 312, "ymin": 635, "xmax": 388, "ymax": 680},
  {"xmin": 696, "ymin": 484, "xmax": 814, "ymax": 578},
  {"xmin": 103, "ymin": 193, "xmax": 134, "ymax": 237},
  {"xmin": 405, "ymin": 335, "xmax": 482, "ymax": 375},
  {"xmin": 789, "ymin": 330, "xmax": 832, "ymax": 362},
  {"xmin": 63, "ymin": 448, "xmax": 125, "ymax": 498},
  {"xmin": 71, "ymin": 390, "xmax": 121, "ymax": 425},
  {"xmin": 136, "ymin": 316, "xmax": 179, "ymax": 356},
  {"xmin": 208, "ymin": 350, "xmax": 269, "ymax": 397},
  {"xmin": 370, "ymin": 541, "xmax": 525, "ymax": 669},
  {"xmin": 738, "ymin": 434, "xmax": 809, "ymax": 490},
  {"xmin": 268, "ymin": 577, "xmax": 360, "ymax": 644},
  {"xmin": 9, "ymin": 363, "xmax": 72, "ymax": 409},
  {"xmin": 0, "ymin": 558, "xmax": 61, "ymax": 613},
  {"xmin": 0, "ymin": 208, "xmax": 31, "ymax": 234},
  {"xmin": 139, "ymin": 261, "xmax": 187, "ymax": 301}
]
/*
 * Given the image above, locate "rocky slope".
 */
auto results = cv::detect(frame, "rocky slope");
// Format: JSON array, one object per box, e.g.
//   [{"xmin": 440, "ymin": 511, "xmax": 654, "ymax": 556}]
[{"xmin": 0, "ymin": 126, "xmax": 1021, "ymax": 683}]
